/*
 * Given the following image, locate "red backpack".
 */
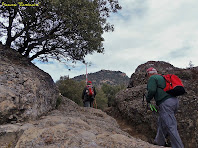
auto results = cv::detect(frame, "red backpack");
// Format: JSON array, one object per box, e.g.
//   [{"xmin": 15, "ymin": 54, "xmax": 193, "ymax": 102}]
[
  {"xmin": 86, "ymin": 85, "xmax": 94, "ymax": 97},
  {"xmin": 162, "ymin": 74, "xmax": 186, "ymax": 96}
]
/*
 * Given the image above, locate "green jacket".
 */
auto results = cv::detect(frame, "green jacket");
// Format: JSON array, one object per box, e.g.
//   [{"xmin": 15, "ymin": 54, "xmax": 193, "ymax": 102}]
[{"xmin": 146, "ymin": 74, "xmax": 172, "ymax": 106}]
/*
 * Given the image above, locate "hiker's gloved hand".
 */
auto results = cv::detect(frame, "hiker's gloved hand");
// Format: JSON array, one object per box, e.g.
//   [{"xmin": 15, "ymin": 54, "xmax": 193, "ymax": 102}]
[{"xmin": 148, "ymin": 103, "xmax": 157, "ymax": 112}]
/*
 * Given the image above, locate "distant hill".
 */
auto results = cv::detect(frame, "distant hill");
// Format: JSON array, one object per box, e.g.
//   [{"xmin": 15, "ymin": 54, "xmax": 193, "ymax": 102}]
[{"xmin": 72, "ymin": 70, "xmax": 130, "ymax": 87}]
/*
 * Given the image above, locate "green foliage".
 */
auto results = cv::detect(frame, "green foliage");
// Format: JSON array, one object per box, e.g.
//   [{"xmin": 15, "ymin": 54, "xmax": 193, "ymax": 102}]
[
  {"xmin": 95, "ymin": 88, "xmax": 108, "ymax": 110},
  {"xmin": 0, "ymin": 0, "xmax": 121, "ymax": 62},
  {"xmin": 56, "ymin": 76, "xmax": 125, "ymax": 110},
  {"xmin": 101, "ymin": 83, "xmax": 125, "ymax": 107},
  {"xmin": 56, "ymin": 77, "xmax": 85, "ymax": 106},
  {"xmin": 55, "ymin": 96, "xmax": 62, "ymax": 109},
  {"xmin": 94, "ymin": 83, "xmax": 125, "ymax": 110}
]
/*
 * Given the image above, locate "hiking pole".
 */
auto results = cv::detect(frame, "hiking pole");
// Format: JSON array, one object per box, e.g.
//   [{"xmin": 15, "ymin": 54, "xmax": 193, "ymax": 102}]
[
  {"xmin": 94, "ymin": 99, "xmax": 97, "ymax": 109},
  {"xmin": 85, "ymin": 62, "xmax": 88, "ymax": 84},
  {"xmin": 92, "ymin": 99, "xmax": 97, "ymax": 109},
  {"xmin": 143, "ymin": 94, "xmax": 149, "ymax": 112},
  {"xmin": 142, "ymin": 94, "xmax": 144, "ymax": 107},
  {"xmin": 142, "ymin": 93, "xmax": 146, "ymax": 107}
]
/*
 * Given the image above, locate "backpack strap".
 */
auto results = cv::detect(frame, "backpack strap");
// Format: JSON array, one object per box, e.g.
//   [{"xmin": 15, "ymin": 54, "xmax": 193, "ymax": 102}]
[{"xmin": 156, "ymin": 74, "xmax": 166, "ymax": 90}]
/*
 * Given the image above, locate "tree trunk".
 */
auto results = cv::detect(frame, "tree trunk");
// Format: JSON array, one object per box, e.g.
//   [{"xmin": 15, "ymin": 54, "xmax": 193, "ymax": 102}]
[{"xmin": 5, "ymin": 8, "xmax": 17, "ymax": 47}]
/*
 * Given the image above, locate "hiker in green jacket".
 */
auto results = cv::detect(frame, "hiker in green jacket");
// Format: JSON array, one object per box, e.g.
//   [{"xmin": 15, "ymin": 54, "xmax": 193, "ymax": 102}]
[{"xmin": 146, "ymin": 67, "xmax": 184, "ymax": 148}]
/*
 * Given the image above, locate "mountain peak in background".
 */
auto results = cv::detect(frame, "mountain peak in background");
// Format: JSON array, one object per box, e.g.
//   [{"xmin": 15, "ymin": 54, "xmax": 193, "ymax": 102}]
[{"xmin": 72, "ymin": 70, "xmax": 129, "ymax": 87}]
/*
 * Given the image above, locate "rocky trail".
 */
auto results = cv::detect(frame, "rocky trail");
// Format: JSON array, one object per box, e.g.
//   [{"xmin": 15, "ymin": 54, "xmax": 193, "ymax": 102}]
[
  {"xmin": 0, "ymin": 97, "xmax": 164, "ymax": 148},
  {"xmin": 105, "ymin": 106, "xmax": 158, "ymax": 145},
  {"xmin": 113, "ymin": 115, "xmax": 149, "ymax": 142}
]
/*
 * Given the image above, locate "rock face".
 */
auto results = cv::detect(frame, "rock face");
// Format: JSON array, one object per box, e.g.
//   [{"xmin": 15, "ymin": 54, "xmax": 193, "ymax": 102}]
[
  {"xmin": 0, "ymin": 44, "xmax": 59, "ymax": 124},
  {"xmin": 113, "ymin": 61, "xmax": 198, "ymax": 148},
  {"xmin": 0, "ymin": 97, "xmax": 164, "ymax": 148},
  {"xmin": 128, "ymin": 61, "xmax": 182, "ymax": 87}
]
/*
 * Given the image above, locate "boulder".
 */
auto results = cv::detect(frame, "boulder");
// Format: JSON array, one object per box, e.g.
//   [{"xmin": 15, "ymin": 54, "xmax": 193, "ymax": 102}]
[
  {"xmin": 128, "ymin": 61, "xmax": 182, "ymax": 87},
  {"xmin": 0, "ymin": 44, "xmax": 59, "ymax": 124}
]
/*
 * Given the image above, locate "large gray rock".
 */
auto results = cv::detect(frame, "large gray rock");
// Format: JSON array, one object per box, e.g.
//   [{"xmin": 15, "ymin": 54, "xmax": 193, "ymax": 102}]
[
  {"xmin": 0, "ymin": 44, "xmax": 59, "ymax": 124},
  {"xmin": 114, "ymin": 61, "xmax": 198, "ymax": 148},
  {"xmin": 0, "ymin": 97, "xmax": 165, "ymax": 148},
  {"xmin": 128, "ymin": 61, "xmax": 182, "ymax": 87}
]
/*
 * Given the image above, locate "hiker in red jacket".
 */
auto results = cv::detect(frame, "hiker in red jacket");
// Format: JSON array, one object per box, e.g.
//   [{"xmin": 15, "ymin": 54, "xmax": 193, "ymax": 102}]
[
  {"xmin": 146, "ymin": 67, "xmax": 184, "ymax": 148},
  {"xmin": 82, "ymin": 81, "xmax": 96, "ymax": 107}
]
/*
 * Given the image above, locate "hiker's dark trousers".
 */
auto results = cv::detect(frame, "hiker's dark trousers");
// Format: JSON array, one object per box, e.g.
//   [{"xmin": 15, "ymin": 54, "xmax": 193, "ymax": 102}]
[
  {"xmin": 154, "ymin": 97, "xmax": 184, "ymax": 148},
  {"xmin": 84, "ymin": 101, "xmax": 93, "ymax": 107}
]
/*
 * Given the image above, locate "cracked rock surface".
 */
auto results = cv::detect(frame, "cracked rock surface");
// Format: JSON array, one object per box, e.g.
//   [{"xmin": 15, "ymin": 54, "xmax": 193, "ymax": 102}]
[
  {"xmin": 0, "ymin": 44, "xmax": 59, "ymax": 124},
  {"xmin": 0, "ymin": 97, "xmax": 165, "ymax": 148}
]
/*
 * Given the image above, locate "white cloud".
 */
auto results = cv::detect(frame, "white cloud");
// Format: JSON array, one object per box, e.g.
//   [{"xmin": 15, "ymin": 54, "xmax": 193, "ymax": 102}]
[
  {"xmin": 34, "ymin": 60, "xmax": 87, "ymax": 82},
  {"xmin": 35, "ymin": 0, "xmax": 198, "ymax": 81}
]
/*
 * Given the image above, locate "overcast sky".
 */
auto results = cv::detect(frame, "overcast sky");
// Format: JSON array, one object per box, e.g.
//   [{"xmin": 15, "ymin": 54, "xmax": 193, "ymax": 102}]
[{"xmin": 35, "ymin": 0, "xmax": 198, "ymax": 82}]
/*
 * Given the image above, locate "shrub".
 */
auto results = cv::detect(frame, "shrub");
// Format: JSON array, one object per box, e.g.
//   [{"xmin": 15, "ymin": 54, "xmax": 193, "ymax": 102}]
[
  {"xmin": 101, "ymin": 83, "xmax": 125, "ymax": 107},
  {"xmin": 94, "ymin": 88, "xmax": 108, "ymax": 110},
  {"xmin": 56, "ymin": 77, "xmax": 126, "ymax": 110},
  {"xmin": 55, "ymin": 96, "xmax": 62, "ymax": 109},
  {"xmin": 56, "ymin": 77, "xmax": 84, "ymax": 106}
]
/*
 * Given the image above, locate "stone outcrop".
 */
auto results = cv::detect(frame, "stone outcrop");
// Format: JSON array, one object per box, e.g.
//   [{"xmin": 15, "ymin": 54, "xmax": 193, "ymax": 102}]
[
  {"xmin": 0, "ymin": 44, "xmax": 59, "ymax": 124},
  {"xmin": 113, "ymin": 61, "xmax": 198, "ymax": 148},
  {"xmin": 128, "ymin": 61, "xmax": 182, "ymax": 87},
  {"xmin": 0, "ymin": 97, "xmax": 165, "ymax": 148}
]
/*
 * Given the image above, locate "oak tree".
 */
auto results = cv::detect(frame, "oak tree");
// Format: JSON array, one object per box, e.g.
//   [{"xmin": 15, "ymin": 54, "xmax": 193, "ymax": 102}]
[{"xmin": 0, "ymin": 0, "xmax": 121, "ymax": 62}]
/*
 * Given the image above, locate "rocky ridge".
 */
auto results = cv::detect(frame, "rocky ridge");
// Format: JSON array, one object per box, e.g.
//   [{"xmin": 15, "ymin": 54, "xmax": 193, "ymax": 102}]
[{"xmin": 72, "ymin": 70, "xmax": 129, "ymax": 87}]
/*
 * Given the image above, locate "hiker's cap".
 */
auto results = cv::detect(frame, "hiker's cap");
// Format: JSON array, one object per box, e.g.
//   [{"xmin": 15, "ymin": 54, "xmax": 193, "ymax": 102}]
[
  {"xmin": 87, "ymin": 81, "xmax": 92, "ymax": 85},
  {"xmin": 146, "ymin": 67, "xmax": 158, "ymax": 74}
]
